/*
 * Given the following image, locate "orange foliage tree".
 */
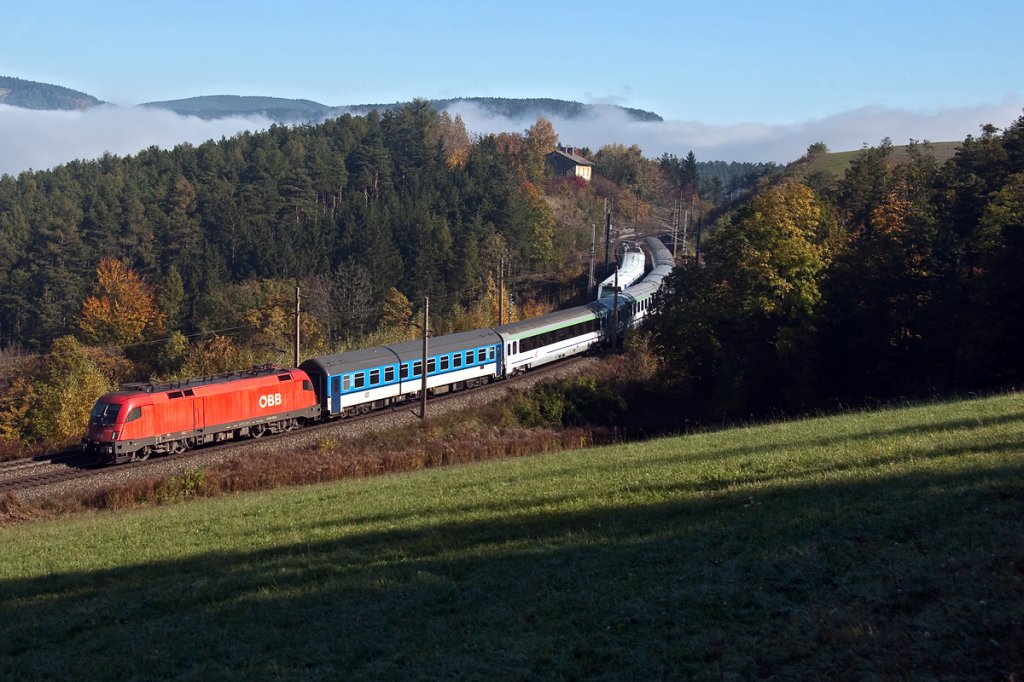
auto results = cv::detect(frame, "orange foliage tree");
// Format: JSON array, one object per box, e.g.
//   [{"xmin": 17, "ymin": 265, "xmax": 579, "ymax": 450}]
[{"xmin": 79, "ymin": 258, "xmax": 166, "ymax": 346}]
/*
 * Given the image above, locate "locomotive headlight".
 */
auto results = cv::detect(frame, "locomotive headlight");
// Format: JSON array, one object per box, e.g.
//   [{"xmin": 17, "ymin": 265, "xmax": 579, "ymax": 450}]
[{"xmin": 111, "ymin": 431, "xmax": 119, "ymax": 441}]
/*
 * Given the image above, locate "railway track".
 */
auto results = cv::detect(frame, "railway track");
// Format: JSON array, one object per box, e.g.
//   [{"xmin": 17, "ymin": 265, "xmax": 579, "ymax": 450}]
[{"xmin": 0, "ymin": 355, "xmax": 592, "ymax": 499}]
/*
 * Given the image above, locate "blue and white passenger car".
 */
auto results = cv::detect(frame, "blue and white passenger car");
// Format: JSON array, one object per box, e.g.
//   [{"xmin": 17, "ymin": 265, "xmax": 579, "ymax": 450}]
[{"xmin": 300, "ymin": 329, "xmax": 500, "ymax": 418}]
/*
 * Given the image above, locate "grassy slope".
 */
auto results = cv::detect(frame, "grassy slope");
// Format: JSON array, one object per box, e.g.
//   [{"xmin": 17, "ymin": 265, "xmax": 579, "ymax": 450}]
[
  {"xmin": 1, "ymin": 393, "xmax": 1021, "ymax": 680},
  {"xmin": 801, "ymin": 140, "xmax": 962, "ymax": 180}
]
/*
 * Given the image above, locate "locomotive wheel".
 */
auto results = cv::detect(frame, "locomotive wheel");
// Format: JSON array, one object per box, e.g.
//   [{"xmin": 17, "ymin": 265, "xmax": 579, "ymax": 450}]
[
  {"xmin": 133, "ymin": 447, "xmax": 151, "ymax": 462},
  {"xmin": 168, "ymin": 441, "xmax": 185, "ymax": 455},
  {"xmin": 251, "ymin": 424, "xmax": 267, "ymax": 439}
]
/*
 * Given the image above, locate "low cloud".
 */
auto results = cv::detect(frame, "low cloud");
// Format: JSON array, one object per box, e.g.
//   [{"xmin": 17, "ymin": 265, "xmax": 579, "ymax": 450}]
[
  {"xmin": 2, "ymin": 98, "xmax": 1022, "ymax": 178},
  {"xmin": 0, "ymin": 104, "xmax": 272, "ymax": 177},
  {"xmin": 448, "ymin": 97, "xmax": 1024, "ymax": 163}
]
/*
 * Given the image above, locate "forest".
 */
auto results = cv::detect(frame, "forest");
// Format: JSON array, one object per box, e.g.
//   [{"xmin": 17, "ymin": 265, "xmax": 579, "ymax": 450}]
[
  {"xmin": 649, "ymin": 121, "xmax": 1024, "ymax": 420},
  {"xmin": 0, "ymin": 98, "xmax": 1021, "ymax": 448}
]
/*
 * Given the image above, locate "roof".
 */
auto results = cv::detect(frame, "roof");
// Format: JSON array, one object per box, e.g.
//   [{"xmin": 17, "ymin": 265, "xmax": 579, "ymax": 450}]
[
  {"xmin": 386, "ymin": 329, "xmax": 502, "ymax": 363},
  {"xmin": 545, "ymin": 149, "xmax": 593, "ymax": 166},
  {"xmin": 300, "ymin": 347, "xmax": 399, "ymax": 375},
  {"xmin": 495, "ymin": 302, "xmax": 606, "ymax": 338},
  {"xmin": 119, "ymin": 364, "xmax": 296, "ymax": 393}
]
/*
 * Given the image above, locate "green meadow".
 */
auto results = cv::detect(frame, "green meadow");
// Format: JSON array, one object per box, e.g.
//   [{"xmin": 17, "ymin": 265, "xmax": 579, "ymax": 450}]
[{"xmin": 1, "ymin": 393, "xmax": 1021, "ymax": 680}]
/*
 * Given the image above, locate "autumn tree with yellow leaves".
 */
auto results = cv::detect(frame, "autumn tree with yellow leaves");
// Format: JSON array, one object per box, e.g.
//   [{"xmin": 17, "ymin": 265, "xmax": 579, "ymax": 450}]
[{"xmin": 79, "ymin": 258, "xmax": 165, "ymax": 347}]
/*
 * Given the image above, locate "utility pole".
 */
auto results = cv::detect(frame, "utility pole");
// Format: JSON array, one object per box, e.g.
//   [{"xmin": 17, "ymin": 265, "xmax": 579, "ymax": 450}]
[
  {"xmin": 695, "ymin": 217, "xmax": 703, "ymax": 266},
  {"xmin": 498, "ymin": 257, "xmax": 504, "ymax": 325},
  {"xmin": 421, "ymin": 296, "xmax": 429, "ymax": 420},
  {"xmin": 611, "ymin": 267, "xmax": 619, "ymax": 352},
  {"xmin": 604, "ymin": 199, "xmax": 612, "ymax": 269},
  {"xmin": 294, "ymin": 285, "xmax": 301, "ymax": 367},
  {"xmin": 671, "ymin": 198, "xmax": 679, "ymax": 259},
  {"xmin": 588, "ymin": 223, "xmax": 597, "ymax": 297}
]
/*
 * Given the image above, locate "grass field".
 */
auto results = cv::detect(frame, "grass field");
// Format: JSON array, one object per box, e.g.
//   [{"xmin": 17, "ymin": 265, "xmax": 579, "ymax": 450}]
[
  {"xmin": 800, "ymin": 140, "xmax": 962, "ymax": 181},
  {"xmin": 1, "ymin": 393, "xmax": 1022, "ymax": 680}
]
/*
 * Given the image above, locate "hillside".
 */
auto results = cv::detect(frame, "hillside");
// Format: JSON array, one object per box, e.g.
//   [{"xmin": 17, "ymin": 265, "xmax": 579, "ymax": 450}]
[
  {"xmin": 1, "ymin": 392, "xmax": 1021, "ymax": 678},
  {"xmin": 143, "ymin": 94, "xmax": 664, "ymax": 123},
  {"xmin": 0, "ymin": 75, "xmax": 663, "ymax": 123},
  {"xmin": 0, "ymin": 75, "xmax": 102, "ymax": 110},
  {"xmin": 139, "ymin": 94, "xmax": 338, "ymax": 121},
  {"xmin": 795, "ymin": 140, "xmax": 961, "ymax": 182}
]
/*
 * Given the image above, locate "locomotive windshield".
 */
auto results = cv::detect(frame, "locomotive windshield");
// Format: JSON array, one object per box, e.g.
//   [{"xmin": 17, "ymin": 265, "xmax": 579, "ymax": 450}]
[{"xmin": 89, "ymin": 402, "xmax": 121, "ymax": 426}]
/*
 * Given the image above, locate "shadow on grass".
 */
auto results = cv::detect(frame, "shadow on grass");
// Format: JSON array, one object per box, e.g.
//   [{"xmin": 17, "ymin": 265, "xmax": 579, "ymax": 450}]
[
  {"xmin": 2, "ymin": 457, "xmax": 1022, "ymax": 681},
  {"xmin": 597, "ymin": 406, "xmax": 1024, "ymax": 472}
]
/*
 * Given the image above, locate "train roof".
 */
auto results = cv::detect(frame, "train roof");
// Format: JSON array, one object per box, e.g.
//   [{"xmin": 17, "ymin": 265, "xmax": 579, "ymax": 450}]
[
  {"xmin": 118, "ymin": 364, "xmax": 300, "ymax": 394},
  {"xmin": 300, "ymin": 328, "xmax": 503, "ymax": 374},
  {"xmin": 495, "ymin": 301, "xmax": 605, "ymax": 338},
  {"xmin": 300, "ymin": 346, "xmax": 399, "ymax": 375},
  {"xmin": 597, "ymin": 244, "xmax": 647, "ymax": 293},
  {"xmin": 386, "ymin": 328, "xmax": 502, "ymax": 362}
]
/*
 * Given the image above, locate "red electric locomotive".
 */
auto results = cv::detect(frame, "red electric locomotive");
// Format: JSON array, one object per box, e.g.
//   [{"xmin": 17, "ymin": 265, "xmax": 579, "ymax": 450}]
[{"xmin": 82, "ymin": 365, "xmax": 321, "ymax": 464}]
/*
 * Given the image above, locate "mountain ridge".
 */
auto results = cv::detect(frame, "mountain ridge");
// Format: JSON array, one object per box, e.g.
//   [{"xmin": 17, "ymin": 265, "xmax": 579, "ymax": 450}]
[
  {"xmin": 142, "ymin": 94, "xmax": 665, "ymax": 123},
  {"xmin": 0, "ymin": 76, "xmax": 663, "ymax": 123}
]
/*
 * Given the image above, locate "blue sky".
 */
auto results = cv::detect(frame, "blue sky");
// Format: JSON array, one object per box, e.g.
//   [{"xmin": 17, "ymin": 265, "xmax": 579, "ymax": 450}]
[{"xmin": 2, "ymin": 0, "xmax": 1022, "ymax": 172}]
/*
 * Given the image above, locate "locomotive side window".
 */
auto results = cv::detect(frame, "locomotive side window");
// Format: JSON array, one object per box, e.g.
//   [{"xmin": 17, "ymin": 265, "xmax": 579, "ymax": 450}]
[
  {"xmin": 303, "ymin": 380, "xmax": 313, "ymax": 391},
  {"xmin": 169, "ymin": 391, "xmax": 183, "ymax": 399},
  {"xmin": 125, "ymin": 407, "xmax": 142, "ymax": 423}
]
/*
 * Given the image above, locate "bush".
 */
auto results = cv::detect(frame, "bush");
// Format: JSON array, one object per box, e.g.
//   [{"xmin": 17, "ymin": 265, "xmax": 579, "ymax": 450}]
[
  {"xmin": 26, "ymin": 336, "xmax": 111, "ymax": 446},
  {"xmin": 511, "ymin": 376, "xmax": 627, "ymax": 428}
]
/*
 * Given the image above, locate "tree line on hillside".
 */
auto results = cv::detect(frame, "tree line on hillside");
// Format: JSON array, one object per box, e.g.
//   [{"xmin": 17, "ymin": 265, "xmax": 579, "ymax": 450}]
[
  {"xmin": 0, "ymin": 102, "xmax": 567, "ymax": 352},
  {"xmin": 649, "ymin": 118, "xmax": 1024, "ymax": 420},
  {"xmin": 0, "ymin": 75, "xmax": 102, "ymax": 110}
]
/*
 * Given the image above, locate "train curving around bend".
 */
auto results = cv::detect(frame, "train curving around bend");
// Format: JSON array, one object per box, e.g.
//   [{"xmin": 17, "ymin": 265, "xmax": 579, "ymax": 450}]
[{"xmin": 82, "ymin": 236, "xmax": 674, "ymax": 464}]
